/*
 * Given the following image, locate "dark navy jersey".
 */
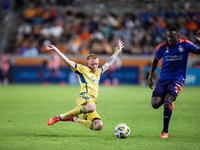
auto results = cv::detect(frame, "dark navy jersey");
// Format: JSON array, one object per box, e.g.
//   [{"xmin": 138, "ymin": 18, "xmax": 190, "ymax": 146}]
[{"xmin": 155, "ymin": 39, "xmax": 198, "ymax": 82}]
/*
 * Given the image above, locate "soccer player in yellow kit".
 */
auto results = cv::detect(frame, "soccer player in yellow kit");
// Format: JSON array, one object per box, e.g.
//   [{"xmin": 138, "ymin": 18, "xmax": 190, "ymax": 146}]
[{"xmin": 46, "ymin": 39, "xmax": 124, "ymax": 131}]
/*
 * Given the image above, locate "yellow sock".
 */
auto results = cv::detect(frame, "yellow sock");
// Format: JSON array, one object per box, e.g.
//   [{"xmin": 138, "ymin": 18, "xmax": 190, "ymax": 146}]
[
  {"xmin": 64, "ymin": 106, "xmax": 87, "ymax": 118},
  {"xmin": 78, "ymin": 119, "xmax": 95, "ymax": 130}
]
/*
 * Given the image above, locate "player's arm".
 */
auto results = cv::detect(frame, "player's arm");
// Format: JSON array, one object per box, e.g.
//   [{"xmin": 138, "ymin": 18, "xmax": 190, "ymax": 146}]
[
  {"xmin": 148, "ymin": 56, "xmax": 159, "ymax": 89},
  {"xmin": 102, "ymin": 39, "xmax": 124, "ymax": 73},
  {"xmin": 193, "ymin": 30, "xmax": 200, "ymax": 54},
  {"xmin": 45, "ymin": 44, "xmax": 76, "ymax": 69}
]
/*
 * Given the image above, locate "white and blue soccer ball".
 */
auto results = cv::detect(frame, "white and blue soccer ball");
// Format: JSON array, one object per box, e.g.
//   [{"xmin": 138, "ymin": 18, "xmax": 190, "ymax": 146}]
[{"xmin": 114, "ymin": 123, "xmax": 130, "ymax": 139}]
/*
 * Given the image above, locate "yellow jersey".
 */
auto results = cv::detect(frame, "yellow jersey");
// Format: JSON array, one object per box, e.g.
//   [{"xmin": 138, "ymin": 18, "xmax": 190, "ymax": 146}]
[{"xmin": 71, "ymin": 63, "xmax": 103, "ymax": 98}]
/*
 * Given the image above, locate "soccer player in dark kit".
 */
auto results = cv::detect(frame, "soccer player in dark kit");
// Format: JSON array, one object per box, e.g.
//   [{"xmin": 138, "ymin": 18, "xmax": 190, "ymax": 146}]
[{"xmin": 148, "ymin": 26, "xmax": 200, "ymax": 138}]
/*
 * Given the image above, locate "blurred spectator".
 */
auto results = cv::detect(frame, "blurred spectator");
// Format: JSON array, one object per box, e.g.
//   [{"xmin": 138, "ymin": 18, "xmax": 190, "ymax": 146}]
[
  {"xmin": 185, "ymin": 18, "xmax": 198, "ymax": 32},
  {"xmin": 124, "ymin": 16, "xmax": 135, "ymax": 30},
  {"xmin": 0, "ymin": 53, "xmax": 10, "ymax": 85},
  {"xmin": 79, "ymin": 41, "xmax": 90, "ymax": 55},
  {"xmin": 49, "ymin": 6, "xmax": 58, "ymax": 21},
  {"xmin": 103, "ymin": 56, "xmax": 122, "ymax": 86},
  {"xmin": 23, "ymin": 3, "xmax": 36, "ymax": 23},
  {"xmin": 90, "ymin": 39, "xmax": 103, "ymax": 54},
  {"xmin": 92, "ymin": 29, "xmax": 104, "ymax": 41},
  {"xmin": 33, "ymin": 6, "xmax": 44, "ymax": 24},
  {"xmin": 32, "ymin": 24, "xmax": 41, "ymax": 39},
  {"xmin": 49, "ymin": 21, "xmax": 64, "ymax": 42},
  {"xmin": 1, "ymin": 0, "xmax": 10, "ymax": 13},
  {"xmin": 43, "ymin": 53, "xmax": 63, "ymax": 84},
  {"xmin": 141, "ymin": 45, "xmax": 152, "ymax": 56},
  {"xmin": 42, "ymin": 9, "xmax": 51, "ymax": 23},
  {"xmin": 193, "ymin": 60, "xmax": 200, "ymax": 68},
  {"xmin": 79, "ymin": 27, "xmax": 91, "ymax": 41},
  {"xmin": 179, "ymin": 24, "xmax": 188, "ymax": 39},
  {"xmin": 187, "ymin": 8, "xmax": 197, "ymax": 19},
  {"xmin": 102, "ymin": 38, "xmax": 113, "ymax": 54},
  {"xmin": 23, "ymin": 41, "xmax": 39, "ymax": 57},
  {"xmin": 40, "ymin": 23, "xmax": 51, "ymax": 39},
  {"xmin": 16, "ymin": 21, "xmax": 32, "ymax": 41},
  {"xmin": 67, "ymin": 34, "xmax": 82, "ymax": 55}
]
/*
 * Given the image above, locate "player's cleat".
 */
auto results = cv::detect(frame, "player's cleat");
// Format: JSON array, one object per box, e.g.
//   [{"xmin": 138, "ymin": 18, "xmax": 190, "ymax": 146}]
[
  {"xmin": 61, "ymin": 115, "xmax": 78, "ymax": 122},
  {"xmin": 171, "ymin": 103, "xmax": 174, "ymax": 111},
  {"xmin": 160, "ymin": 131, "xmax": 169, "ymax": 138},
  {"xmin": 47, "ymin": 115, "xmax": 61, "ymax": 125}
]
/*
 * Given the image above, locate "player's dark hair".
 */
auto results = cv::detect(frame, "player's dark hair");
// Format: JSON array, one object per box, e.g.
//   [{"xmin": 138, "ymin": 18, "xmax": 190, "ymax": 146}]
[{"xmin": 167, "ymin": 26, "xmax": 178, "ymax": 32}]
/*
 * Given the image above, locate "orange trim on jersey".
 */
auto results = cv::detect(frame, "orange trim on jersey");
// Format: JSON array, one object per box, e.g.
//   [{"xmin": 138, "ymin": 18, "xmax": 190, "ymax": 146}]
[
  {"xmin": 156, "ymin": 41, "xmax": 167, "ymax": 51},
  {"xmin": 185, "ymin": 39, "xmax": 193, "ymax": 44},
  {"xmin": 179, "ymin": 39, "xmax": 193, "ymax": 44},
  {"xmin": 179, "ymin": 39, "xmax": 185, "ymax": 43}
]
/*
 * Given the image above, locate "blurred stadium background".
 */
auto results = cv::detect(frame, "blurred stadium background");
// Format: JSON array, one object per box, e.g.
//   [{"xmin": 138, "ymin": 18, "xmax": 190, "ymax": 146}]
[{"xmin": 0, "ymin": 0, "xmax": 200, "ymax": 85}]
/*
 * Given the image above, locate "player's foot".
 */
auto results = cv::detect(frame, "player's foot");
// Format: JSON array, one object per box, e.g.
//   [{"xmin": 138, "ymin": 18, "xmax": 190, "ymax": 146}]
[
  {"xmin": 47, "ymin": 115, "xmax": 61, "ymax": 125},
  {"xmin": 171, "ymin": 103, "xmax": 174, "ymax": 111},
  {"xmin": 72, "ymin": 115, "xmax": 79, "ymax": 122},
  {"xmin": 61, "ymin": 115, "xmax": 78, "ymax": 122},
  {"xmin": 160, "ymin": 131, "xmax": 169, "ymax": 138}
]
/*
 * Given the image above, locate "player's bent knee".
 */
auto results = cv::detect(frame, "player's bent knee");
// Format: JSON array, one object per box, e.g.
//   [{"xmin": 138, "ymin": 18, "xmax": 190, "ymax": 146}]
[
  {"xmin": 152, "ymin": 103, "xmax": 159, "ymax": 109},
  {"xmin": 151, "ymin": 101, "xmax": 160, "ymax": 109},
  {"xmin": 87, "ymin": 102, "xmax": 96, "ymax": 112},
  {"xmin": 94, "ymin": 120, "xmax": 103, "ymax": 131},
  {"xmin": 95, "ymin": 124, "xmax": 103, "ymax": 131},
  {"xmin": 151, "ymin": 97, "xmax": 162, "ymax": 109}
]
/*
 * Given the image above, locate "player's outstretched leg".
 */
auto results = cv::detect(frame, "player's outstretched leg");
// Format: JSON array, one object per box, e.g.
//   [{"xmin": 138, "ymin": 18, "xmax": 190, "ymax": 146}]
[
  {"xmin": 62, "ymin": 105, "xmax": 89, "ymax": 118},
  {"xmin": 47, "ymin": 105, "xmax": 92, "ymax": 125},
  {"xmin": 48, "ymin": 115, "xmax": 96, "ymax": 130},
  {"xmin": 47, "ymin": 115, "xmax": 78, "ymax": 125},
  {"xmin": 160, "ymin": 101, "xmax": 172, "ymax": 138},
  {"xmin": 61, "ymin": 115, "xmax": 78, "ymax": 121}
]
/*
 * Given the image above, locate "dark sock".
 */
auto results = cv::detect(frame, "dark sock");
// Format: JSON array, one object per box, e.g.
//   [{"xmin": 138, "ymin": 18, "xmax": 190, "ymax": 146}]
[{"xmin": 163, "ymin": 101, "xmax": 172, "ymax": 133}]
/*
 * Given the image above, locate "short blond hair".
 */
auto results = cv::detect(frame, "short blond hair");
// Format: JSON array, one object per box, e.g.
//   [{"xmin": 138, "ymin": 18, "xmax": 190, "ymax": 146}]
[{"xmin": 87, "ymin": 54, "xmax": 98, "ymax": 61}]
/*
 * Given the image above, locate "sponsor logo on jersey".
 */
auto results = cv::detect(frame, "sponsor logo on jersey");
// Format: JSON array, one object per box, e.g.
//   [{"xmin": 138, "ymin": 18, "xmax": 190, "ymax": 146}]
[{"xmin": 178, "ymin": 45, "xmax": 184, "ymax": 52}]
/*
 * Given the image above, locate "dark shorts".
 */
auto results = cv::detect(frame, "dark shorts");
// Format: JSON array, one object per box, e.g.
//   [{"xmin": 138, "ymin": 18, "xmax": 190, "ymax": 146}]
[{"xmin": 152, "ymin": 80, "xmax": 183, "ymax": 100}]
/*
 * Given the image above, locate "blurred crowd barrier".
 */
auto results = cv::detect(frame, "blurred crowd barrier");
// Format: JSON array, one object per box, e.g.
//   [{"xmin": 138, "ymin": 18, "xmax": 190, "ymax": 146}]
[{"xmin": 10, "ymin": 55, "xmax": 200, "ymax": 85}]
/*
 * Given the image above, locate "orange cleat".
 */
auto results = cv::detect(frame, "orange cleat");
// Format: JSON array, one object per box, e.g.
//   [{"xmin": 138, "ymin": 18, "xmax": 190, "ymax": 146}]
[
  {"xmin": 171, "ymin": 103, "xmax": 174, "ymax": 111},
  {"xmin": 160, "ymin": 131, "xmax": 169, "ymax": 138},
  {"xmin": 61, "ymin": 115, "xmax": 78, "ymax": 122},
  {"xmin": 47, "ymin": 115, "xmax": 61, "ymax": 125}
]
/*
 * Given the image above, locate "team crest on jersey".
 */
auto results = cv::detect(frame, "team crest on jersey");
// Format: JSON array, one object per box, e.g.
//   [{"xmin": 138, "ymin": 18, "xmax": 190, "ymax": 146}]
[
  {"xmin": 165, "ymin": 46, "xmax": 169, "ymax": 53},
  {"xmin": 178, "ymin": 45, "xmax": 184, "ymax": 52}
]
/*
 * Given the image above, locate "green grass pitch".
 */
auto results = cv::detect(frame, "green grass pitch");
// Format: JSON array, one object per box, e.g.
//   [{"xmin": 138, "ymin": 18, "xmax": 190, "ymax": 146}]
[{"xmin": 0, "ymin": 84, "xmax": 200, "ymax": 150}]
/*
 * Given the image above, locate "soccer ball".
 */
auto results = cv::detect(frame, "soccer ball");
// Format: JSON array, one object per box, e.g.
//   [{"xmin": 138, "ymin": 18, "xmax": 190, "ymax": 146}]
[{"xmin": 114, "ymin": 123, "xmax": 130, "ymax": 139}]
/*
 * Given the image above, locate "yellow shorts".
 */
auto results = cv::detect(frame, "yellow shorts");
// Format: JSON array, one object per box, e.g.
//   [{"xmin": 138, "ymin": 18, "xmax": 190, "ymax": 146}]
[
  {"xmin": 76, "ymin": 92, "xmax": 97, "ymax": 106},
  {"xmin": 76, "ymin": 92, "xmax": 101, "ymax": 121}
]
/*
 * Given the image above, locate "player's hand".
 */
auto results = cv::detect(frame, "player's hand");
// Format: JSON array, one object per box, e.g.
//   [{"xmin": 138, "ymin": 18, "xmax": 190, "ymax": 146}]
[
  {"xmin": 194, "ymin": 30, "xmax": 200, "ymax": 42},
  {"xmin": 116, "ymin": 39, "xmax": 124, "ymax": 52},
  {"xmin": 45, "ymin": 44, "xmax": 56, "ymax": 51},
  {"xmin": 148, "ymin": 77, "xmax": 154, "ymax": 89}
]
